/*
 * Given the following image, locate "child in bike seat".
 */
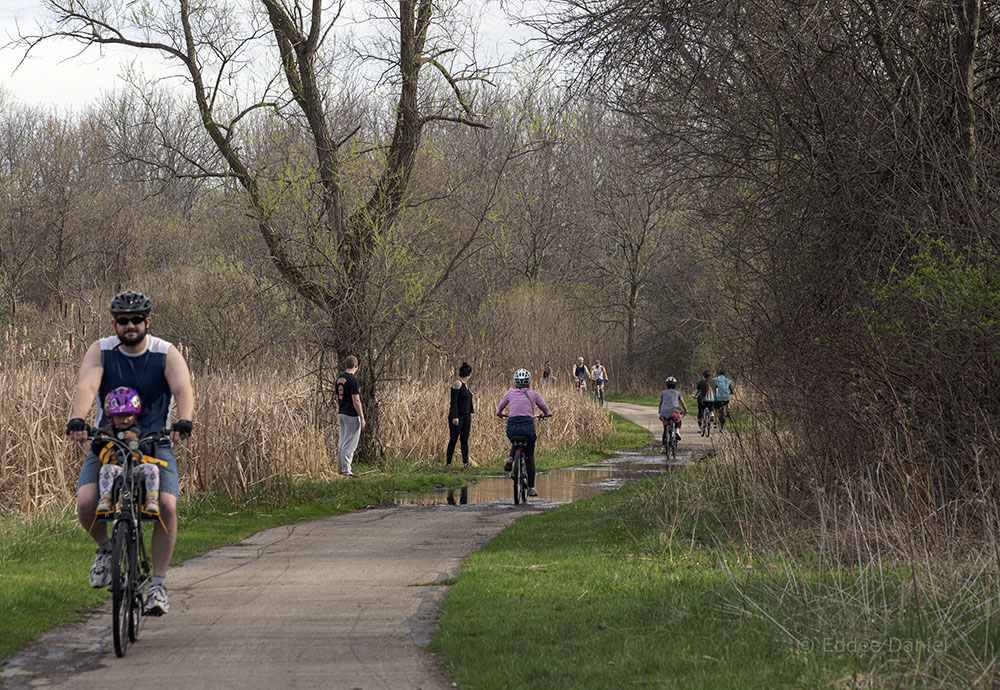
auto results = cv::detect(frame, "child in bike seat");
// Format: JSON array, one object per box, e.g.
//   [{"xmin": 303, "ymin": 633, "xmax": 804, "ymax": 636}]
[
  {"xmin": 93, "ymin": 387, "xmax": 163, "ymax": 516},
  {"xmin": 496, "ymin": 368, "xmax": 551, "ymax": 497}
]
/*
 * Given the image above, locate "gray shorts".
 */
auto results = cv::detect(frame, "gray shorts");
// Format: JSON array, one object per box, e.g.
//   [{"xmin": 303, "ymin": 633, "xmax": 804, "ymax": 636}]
[{"xmin": 77, "ymin": 445, "xmax": 179, "ymax": 496}]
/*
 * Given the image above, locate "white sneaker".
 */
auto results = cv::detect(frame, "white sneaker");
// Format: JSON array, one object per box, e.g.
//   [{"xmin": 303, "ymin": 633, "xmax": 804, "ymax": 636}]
[
  {"xmin": 89, "ymin": 546, "xmax": 112, "ymax": 588},
  {"xmin": 527, "ymin": 488, "xmax": 538, "ymax": 497},
  {"xmin": 145, "ymin": 583, "xmax": 169, "ymax": 616}
]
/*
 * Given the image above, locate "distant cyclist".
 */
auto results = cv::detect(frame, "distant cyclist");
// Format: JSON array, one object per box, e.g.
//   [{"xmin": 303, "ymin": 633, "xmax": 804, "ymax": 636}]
[
  {"xmin": 572, "ymin": 356, "xmax": 591, "ymax": 392},
  {"xmin": 592, "ymin": 359, "xmax": 608, "ymax": 385},
  {"xmin": 497, "ymin": 368, "xmax": 551, "ymax": 497},
  {"xmin": 712, "ymin": 370, "xmax": 736, "ymax": 430},
  {"xmin": 694, "ymin": 369, "xmax": 714, "ymax": 430},
  {"xmin": 659, "ymin": 376, "xmax": 688, "ymax": 451}
]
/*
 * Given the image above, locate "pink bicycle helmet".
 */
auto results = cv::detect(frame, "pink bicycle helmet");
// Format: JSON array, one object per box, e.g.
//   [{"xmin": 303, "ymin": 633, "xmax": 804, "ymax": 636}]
[{"xmin": 104, "ymin": 387, "xmax": 142, "ymax": 416}]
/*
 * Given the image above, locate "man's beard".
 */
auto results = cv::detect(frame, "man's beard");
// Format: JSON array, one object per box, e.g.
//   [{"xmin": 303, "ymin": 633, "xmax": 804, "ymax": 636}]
[{"xmin": 119, "ymin": 328, "xmax": 146, "ymax": 346}]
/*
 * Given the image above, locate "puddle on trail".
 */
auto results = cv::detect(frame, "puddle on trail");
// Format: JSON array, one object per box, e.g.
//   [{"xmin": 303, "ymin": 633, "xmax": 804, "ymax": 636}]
[{"xmin": 394, "ymin": 450, "xmax": 692, "ymax": 507}]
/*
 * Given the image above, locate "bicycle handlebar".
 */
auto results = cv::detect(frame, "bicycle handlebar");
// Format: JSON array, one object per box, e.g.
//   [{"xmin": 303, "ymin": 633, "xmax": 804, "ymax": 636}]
[
  {"xmin": 497, "ymin": 413, "xmax": 552, "ymax": 420},
  {"xmin": 87, "ymin": 427, "xmax": 171, "ymax": 445}
]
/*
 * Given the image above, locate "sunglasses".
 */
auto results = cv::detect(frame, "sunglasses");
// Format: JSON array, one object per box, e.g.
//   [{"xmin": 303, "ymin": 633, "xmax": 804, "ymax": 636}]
[{"xmin": 115, "ymin": 315, "xmax": 147, "ymax": 326}]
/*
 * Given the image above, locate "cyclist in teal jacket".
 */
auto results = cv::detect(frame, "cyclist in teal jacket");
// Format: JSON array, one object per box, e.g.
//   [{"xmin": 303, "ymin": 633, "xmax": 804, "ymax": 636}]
[{"xmin": 712, "ymin": 370, "xmax": 736, "ymax": 430}]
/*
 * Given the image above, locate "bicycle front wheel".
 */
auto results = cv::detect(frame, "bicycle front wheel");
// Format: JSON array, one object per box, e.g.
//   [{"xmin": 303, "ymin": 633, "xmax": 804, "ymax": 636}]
[
  {"xmin": 111, "ymin": 520, "xmax": 134, "ymax": 657},
  {"xmin": 129, "ymin": 526, "xmax": 148, "ymax": 642}
]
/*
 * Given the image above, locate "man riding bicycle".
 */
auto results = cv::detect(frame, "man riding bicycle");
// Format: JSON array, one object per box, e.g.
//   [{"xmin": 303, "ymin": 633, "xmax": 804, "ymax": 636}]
[
  {"xmin": 712, "ymin": 370, "xmax": 736, "ymax": 430},
  {"xmin": 592, "ymin": 359, "xmax": 608, "ymax": 386},
  {"xmin": 66, "ymin": 291, "xmax": 194, "ymax": 616},
  {"xmin": 572, "ymin": 356, "xmax": 591, "ymax": 393}
]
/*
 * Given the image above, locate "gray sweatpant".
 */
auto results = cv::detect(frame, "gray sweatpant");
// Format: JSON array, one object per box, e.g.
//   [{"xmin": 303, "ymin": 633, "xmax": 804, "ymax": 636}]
[{"xmin": 337, "ymin": 413, "xmax": 362, "ymax": 475}]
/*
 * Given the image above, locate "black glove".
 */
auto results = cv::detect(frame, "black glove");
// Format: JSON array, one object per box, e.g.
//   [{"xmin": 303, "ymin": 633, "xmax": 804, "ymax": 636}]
[
  {"xmin": 66, "ymin": 418, "xmax": 89, "ymax": 435},
  {"xmin": 171, "ymin": 420, "xmax": 194, "ymax": 438}
]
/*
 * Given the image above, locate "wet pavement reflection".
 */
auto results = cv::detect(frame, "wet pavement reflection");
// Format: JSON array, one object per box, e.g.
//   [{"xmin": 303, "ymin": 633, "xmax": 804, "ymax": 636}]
[{"xmin": 394, "ymin": 450, "xmax": 692, "ymax": 507}]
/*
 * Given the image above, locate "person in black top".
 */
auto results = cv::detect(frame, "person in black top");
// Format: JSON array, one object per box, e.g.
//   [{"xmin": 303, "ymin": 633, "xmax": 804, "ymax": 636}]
[
  {"xmin": 446, "ymin": 362, "xmax": 474, "ymax": 466},
  {"xmin": 336, "ymin": 355, "xmax": 365, "ymax": 477}
]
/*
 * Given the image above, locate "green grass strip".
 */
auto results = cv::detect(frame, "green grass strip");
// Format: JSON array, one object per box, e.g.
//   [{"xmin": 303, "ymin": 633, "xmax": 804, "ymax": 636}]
[
  {"xmin": 433, "ymin": 417, "xmax": 1000, "ymax": 688},
  {"xmin": 430, "ymin": 483, "xmax": 821, "ymax": 689}
]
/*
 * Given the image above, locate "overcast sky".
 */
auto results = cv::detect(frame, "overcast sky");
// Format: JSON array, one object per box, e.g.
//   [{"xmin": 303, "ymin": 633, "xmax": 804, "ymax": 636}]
[{"xmin": 0, "ymin": 1, "xmax": 544, "ymax": 111}]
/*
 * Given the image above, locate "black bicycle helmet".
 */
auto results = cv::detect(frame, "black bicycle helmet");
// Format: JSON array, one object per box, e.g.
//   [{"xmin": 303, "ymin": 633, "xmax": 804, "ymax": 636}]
[{"xmin": 109, "ymin": 290, "xmax": 151, "ymax": 315}]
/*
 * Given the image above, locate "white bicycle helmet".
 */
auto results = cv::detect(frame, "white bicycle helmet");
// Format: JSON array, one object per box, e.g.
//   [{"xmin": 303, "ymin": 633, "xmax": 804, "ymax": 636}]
[
  {"xmin": 665, "ymin": 376, "xmax": 677, "ymax": 387},
  {"xmin": 513, "ymin": 368, "xmax": 531, "ymax": 388}
]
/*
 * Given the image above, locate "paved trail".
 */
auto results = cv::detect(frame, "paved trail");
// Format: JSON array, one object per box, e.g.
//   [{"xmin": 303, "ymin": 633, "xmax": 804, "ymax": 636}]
[
  {"xmin": 2, "ymin": 402, "xmax": 694, "ymax": 690},
  {"xmin": 606, "ymin": 401, "xmax": 718, "ymax": 459}
]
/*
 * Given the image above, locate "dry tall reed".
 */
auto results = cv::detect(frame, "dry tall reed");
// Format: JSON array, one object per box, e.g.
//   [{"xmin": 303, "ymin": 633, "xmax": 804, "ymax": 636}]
[
  {"xmin": 2, "ymin": 334, "xmax": 610, "ymax": 515},
  {"xmin": 619, "ymin": 428, "xmax": 1000, "ymax": 687}
]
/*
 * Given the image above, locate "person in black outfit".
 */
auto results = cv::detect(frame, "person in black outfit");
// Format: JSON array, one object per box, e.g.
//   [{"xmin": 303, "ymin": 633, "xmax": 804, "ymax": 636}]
[{"xmin": 446, "ymin": 362, "xmax": 474, "ymax": 467}]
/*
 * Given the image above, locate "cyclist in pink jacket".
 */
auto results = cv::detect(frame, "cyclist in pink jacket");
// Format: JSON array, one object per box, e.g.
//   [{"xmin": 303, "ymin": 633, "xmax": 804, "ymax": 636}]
[{"xmin": 496, "ymin": 368, "xmax": 551, "ymax": 496}]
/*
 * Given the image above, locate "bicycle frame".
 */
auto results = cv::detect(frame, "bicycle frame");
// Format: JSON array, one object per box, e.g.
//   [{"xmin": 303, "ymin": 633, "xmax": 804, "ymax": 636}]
[
  {"xmin": 90, "ymin": 427, "xmax": 168, "ymax": 656},
  {"xmin": 662, "ymin": 418, "xmax": 678, "ymax": 460},
  {"xmin": 699, "ymin": 405, "xmax": 714, "ymax": 437}
]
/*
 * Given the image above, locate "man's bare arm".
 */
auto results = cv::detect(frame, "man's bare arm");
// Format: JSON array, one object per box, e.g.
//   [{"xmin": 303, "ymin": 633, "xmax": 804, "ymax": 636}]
[
  {"xmin": 164, "ymin": 346, "xmax": 194, "ymax": 441},
  {"xmin": 68, "ymin": 342, "xmax": 103, "ymax": 441}
]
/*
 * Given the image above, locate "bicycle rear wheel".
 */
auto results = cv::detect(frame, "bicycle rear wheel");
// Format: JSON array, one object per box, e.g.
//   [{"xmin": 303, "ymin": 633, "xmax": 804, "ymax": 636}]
[
  {"xmin": 668, "ymin": 422, "xmax": 678, "ymax": 461},
  {"xmin": 111, "ymin": 520, "xmax": 134, "ymax": 657},
  {"xmin": 512, "ymin": 449, "xmax": 523, "ymax": 505}
]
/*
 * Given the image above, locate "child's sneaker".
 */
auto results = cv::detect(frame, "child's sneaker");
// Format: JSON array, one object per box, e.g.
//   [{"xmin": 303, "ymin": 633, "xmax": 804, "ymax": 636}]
[
  {"xmin": 142, "ymin": 496, "xmax": 160, "ymax": 515},
  {"xmin": 96, "ymin": 496, "xmax": 113, "ymax": 514},
  {"xmin": 503, "ymin": 457, "xmax": 513, "ymax": 472}
]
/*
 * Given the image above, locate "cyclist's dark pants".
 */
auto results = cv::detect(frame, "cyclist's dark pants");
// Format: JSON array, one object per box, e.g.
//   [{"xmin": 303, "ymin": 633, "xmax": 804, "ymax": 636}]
[
  {"xmin": 697, "ymin": 401, "xmax": 711, "ymax": 426},
  {"xmin": 447, "ymin": 414, "xmax": 471, "ymax": 465},
  {"xmin": 659, "ymin": 414, "xmax": 681, "ymax": 446},
  {"xmin": 506, "ymin": 416, "xmax": 537, "ymax": 487},
  {"xmin": 714, "ymin": 400, "xmax": 730, "ymax": 427}
]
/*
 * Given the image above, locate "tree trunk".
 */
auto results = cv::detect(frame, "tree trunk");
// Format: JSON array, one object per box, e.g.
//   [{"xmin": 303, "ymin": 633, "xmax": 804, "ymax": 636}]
[{"xmin": 954, "ymin": 0, "xmax": 980, "ymax": 190}]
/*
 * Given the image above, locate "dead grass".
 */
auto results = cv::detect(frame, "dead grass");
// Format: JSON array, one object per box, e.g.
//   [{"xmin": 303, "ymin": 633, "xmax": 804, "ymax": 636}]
[
  {"xmin": 615, "ymin": 429, "xmax": 1000, "ymax": 688},
  {"xmin": 1, "ymin": 328, "xmax": 609, "ymax": 514}
]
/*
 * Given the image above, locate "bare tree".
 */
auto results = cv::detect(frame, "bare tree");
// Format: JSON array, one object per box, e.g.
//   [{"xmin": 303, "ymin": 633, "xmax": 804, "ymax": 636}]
[{"xmin": 18, "ymin": 0, "xmax": 500, "ymax": 452}]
